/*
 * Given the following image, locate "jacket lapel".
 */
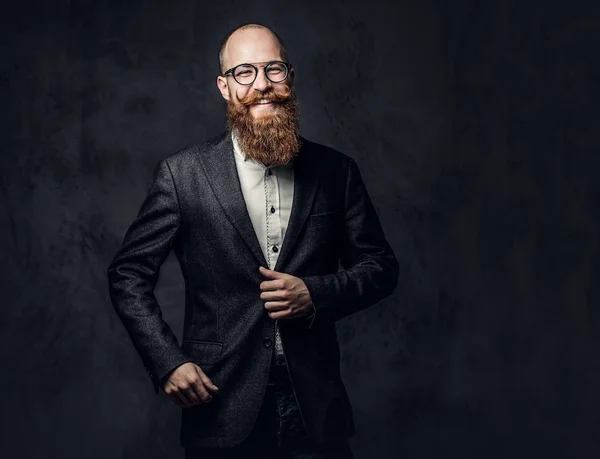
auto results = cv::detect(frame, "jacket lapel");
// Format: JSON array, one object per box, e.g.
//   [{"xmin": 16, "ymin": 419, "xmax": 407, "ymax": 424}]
[
  {"xmin": 197, "ymin": 133, "xmax": 320, "ymax": 271},
  {"xmin": 274, "ymin": 139, "xmax": 320, "ymax": 272},
  {"xmin": 198, "ymin": 133, "xmax": 268, "ymax": 267}
]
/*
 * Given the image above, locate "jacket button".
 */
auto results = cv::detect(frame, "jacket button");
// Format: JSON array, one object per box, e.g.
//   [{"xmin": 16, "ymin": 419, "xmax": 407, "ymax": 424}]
[{"xmin": 263, "ymin": 338, "xmax": 273, "ymax": 348}]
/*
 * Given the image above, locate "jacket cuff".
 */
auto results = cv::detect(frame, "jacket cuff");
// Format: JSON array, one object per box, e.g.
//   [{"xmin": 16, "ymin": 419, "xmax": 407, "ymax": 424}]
[
  {"xmin": 148, "ymin": 354, "xmax": 194, "ymax": 395},
  {"xmin": 301, "ymin": 274, "xmax": 337, "ymax": 322}
]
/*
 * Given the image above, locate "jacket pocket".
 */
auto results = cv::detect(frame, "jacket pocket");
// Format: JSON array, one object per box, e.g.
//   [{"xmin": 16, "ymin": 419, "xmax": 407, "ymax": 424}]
[
  {"xmin": 306, "ymin": 209, "xmax": 342, "ymax": 229},
  {"xmin": 181, "ymin": 340, "xmax": 223, "ymax": 365}
]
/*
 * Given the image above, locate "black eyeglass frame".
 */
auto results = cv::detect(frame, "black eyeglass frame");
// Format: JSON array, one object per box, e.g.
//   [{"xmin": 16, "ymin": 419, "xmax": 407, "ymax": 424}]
[{"xmin": 222, "ymin": 60, "xmax": 293, "ymax": 85}]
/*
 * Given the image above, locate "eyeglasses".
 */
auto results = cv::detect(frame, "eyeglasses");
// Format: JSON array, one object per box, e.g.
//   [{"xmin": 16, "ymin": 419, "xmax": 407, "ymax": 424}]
[{"xmin": 222, "ymin": 61, "xmax": 292, "ymax": 85}]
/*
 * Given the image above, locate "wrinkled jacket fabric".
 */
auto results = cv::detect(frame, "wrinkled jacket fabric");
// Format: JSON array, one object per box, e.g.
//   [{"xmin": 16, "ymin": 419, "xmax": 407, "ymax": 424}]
[{"xmin": 107, "ymin": 132, "xmax": 399, "ymax": 450}]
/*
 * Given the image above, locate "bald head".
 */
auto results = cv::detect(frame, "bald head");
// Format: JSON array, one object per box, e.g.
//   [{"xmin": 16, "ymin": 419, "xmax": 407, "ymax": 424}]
[{"xmin": 219, "ymin": 24, "xmax": 288, "ymax": 74}]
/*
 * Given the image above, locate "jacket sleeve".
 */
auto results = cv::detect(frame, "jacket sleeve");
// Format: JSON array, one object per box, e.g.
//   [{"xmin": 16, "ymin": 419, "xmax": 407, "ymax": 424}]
[
  {"xmin": 107, "ymin": 159, "xmax": 193, "ymax": 394},
  {"xmin": 301, "ymin": 157, "xmax": 399, "ymax": 322}
]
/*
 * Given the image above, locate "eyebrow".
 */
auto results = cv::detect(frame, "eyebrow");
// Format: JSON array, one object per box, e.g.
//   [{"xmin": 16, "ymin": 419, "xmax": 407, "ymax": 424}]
[{"xmin": 230, "ymin": 59, "xmax": 285, "ymax": 67}]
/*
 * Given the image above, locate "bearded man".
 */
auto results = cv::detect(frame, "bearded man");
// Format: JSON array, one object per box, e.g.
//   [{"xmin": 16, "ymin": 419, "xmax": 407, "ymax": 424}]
[{"xmin": 107, "ymin": 23, "xmax": 399, "ymax": 459}]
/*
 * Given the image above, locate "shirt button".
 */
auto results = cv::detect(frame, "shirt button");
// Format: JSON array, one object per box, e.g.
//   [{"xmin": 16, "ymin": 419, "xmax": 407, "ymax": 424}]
[
  {"xmin": 263, "ymin": 338, "xmax": 273, "ymax": 348},
  {"xmin": 272, "ymin": 246, "xmax": 278, "ymax": 253},
  {"xmin": 271, "ymin": 206, "xmax": 275, "ymax": 213}
]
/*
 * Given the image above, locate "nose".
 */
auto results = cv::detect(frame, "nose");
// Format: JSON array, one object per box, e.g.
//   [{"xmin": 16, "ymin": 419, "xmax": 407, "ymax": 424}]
[{"xmin": 252, "ymin": 67, "xmax": 272, "ymax": 92}]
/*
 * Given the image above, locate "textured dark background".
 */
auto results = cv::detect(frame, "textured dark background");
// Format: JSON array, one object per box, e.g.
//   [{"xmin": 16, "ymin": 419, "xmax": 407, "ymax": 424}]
[{"xmin": 1, "ymin": 0, "xmax": 598, "ymax": 458}]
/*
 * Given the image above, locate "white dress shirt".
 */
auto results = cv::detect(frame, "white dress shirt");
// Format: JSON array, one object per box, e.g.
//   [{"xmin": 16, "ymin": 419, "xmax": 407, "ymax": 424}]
[
  {"xmin": 232, "ymin": 132, "xmax": 317, "ymax": 366},
  {"xmin": 231, "ymin": 133, "xmax": 295, "ymax": 269}
]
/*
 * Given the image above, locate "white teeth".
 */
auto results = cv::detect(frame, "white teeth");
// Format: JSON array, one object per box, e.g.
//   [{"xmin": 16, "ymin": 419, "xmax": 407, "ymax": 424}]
[{"xmin": 257, "ymin": 99, "xmax": 271, "ymax": 104}]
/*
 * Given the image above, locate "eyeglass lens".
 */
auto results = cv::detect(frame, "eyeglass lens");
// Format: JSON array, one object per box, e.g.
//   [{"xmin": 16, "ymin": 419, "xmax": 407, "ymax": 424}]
[{"xmin": 233, "ymin": 62, "xmax": 288, "ymax": 85}]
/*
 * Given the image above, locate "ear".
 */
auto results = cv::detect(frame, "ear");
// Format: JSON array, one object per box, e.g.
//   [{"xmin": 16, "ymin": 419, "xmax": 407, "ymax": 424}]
[
  {"xmin": 216, "ymin": 76, "xmax": 231, "ymax": 101},
  {"xmin": 288, "ymin": 67, "xmax": 295, "ymax": 87}
]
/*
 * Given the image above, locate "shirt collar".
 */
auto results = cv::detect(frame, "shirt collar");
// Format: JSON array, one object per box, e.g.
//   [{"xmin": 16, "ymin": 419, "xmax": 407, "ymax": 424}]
[{"xmin": 231, "ymin": 130, "xmax": 250, "ymax": 163}]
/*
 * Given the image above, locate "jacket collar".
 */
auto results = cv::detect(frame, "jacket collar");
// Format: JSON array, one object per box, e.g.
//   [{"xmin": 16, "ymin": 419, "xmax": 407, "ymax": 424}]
[{"xmin": 197, "ymin": 132, "xmax": 320, "ymax": 272}]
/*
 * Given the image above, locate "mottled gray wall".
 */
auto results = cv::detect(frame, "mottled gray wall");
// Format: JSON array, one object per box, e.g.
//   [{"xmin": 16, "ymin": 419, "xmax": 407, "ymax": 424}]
[{"xmin": 1, "ymin": 0, "xmax": 598, "ymax": 458}]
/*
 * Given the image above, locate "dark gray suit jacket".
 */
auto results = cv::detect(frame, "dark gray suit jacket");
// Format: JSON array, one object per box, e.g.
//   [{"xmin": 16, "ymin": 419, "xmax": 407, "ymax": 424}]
[{"xmin": 106, "ymin": 131, "xmax": 399, "ymax": 450}]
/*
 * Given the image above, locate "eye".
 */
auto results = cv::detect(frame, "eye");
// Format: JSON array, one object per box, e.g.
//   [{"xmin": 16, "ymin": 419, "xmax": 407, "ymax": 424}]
[
  {"xmin": 267, "ymin": 64, "xmax": 285, "ymax": 73},
  {"xmin": 234, "ymin": 65, "xmax": 255, "ymax": 76}
]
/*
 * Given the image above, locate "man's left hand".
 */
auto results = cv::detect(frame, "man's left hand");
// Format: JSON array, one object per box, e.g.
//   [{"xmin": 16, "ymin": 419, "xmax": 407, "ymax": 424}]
[{"xmin": 259, "ymin": 266, "xmax": 314, "ymax": 320}]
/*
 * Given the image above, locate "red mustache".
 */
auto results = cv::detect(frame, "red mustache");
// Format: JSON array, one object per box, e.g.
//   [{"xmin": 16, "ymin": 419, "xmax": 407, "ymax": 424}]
[{"xmin": 238, "ymin": 87, "xmax": 293, "ymax": 107}]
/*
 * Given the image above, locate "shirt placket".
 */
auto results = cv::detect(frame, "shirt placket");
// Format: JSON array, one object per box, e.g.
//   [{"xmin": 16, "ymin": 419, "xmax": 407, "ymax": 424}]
[{"xmin": 264, "ymin": 167, "xmax": 286, "ymax": 365}]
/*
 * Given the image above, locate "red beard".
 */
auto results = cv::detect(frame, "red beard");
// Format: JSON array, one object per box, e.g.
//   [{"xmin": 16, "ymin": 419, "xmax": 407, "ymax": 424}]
[{"xmin": 226, "ymin": 85, "xmax": 301, "ymax": 166}]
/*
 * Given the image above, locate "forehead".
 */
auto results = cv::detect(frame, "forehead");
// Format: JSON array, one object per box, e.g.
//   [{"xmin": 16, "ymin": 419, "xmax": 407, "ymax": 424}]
[{"xmin": 224, "ymin": 28, "xmax": 283, "ymax": 68}]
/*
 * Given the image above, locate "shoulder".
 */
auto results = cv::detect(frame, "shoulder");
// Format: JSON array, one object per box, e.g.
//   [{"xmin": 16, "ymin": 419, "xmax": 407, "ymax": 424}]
[
  {"xmin": 160, "ymin": 132, "xmax": 228, "ymax": 168},
  {"xmin": 300, "ymin": 137, "xmax": 355, "ymax": 169}
]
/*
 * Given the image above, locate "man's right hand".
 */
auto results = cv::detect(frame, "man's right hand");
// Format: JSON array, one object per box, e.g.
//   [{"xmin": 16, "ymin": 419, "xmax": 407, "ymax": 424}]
[{"xmin": 161, "ymin": 362, "xmax": 219, "ymax": 408}]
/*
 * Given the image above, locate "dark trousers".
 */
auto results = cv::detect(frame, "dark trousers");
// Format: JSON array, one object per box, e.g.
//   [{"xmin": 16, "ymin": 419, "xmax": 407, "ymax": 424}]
[{"xmin": 185, "ymin": 359, "xmax": 354, "ymax": 459}]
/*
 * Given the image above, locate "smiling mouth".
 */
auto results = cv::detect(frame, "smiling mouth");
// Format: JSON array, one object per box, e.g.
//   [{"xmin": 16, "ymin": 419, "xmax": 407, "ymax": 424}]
[{"xmin": 253, "ymin": 99, "xmax": 275, "ymax": 105}]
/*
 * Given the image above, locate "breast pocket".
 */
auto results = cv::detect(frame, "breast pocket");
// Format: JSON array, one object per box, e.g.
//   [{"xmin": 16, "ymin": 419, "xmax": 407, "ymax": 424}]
[{"xmin": 305, "ymin": 209, "xmax": 343, "ymax": 229}]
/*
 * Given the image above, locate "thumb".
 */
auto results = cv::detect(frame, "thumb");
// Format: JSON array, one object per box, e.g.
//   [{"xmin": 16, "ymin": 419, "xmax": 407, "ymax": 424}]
[{"xmin": 259, "ymin": 266, "xmax": 285, "ymax": 278}]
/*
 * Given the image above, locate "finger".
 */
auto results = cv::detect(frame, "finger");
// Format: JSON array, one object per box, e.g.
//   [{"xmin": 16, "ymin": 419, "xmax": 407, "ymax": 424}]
[
  {"xmin": 260, "ymin": 290, "xmax": 287, "ymax": 301},
  {"xmin": 180, "ymin": 380, "xmax": 202, "ymax": 405},
  {"xmin": 194, "ymin": 381, "xmax": 213, "ymax": 403},
  {"xmin": 197, "ymin": 369, "xmax": 220, "ymax": 394},
  {"xmin": 270, "ymin": 304, "xmax": 310, "ymax": 319},
  {"xmin": 178, "ymin": 385, "xmax": 198, "ymax": 406},
  {"xmin": 264, "ymin": 300, "xmax": 289, "ymax": 311},
  {"xmin": 268, "ymin": 309, "xmax": 294, "ymax": 320},
  {"xmin": 192, "ymin": 367, "xmax": 216, "ymax": 402},
  {"xmin": 167, "ymin": 386, "xmax": 191, "ymax": 407},
  {"xmin": 189, "ymin": 380, "xmax": 212, "ymax": 404},
  {"xmin": 259, "ymin": 279, "xmax": 285, "ymax": 291}
]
